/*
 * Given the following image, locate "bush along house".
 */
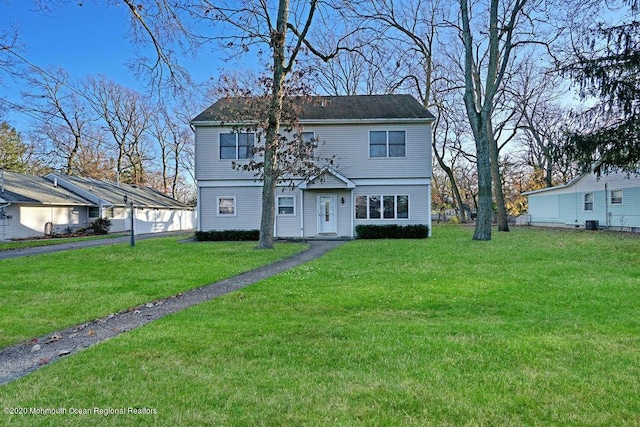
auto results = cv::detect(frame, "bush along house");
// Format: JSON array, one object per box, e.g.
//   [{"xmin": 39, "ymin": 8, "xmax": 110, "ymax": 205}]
[{"xmin": 191, "ymin": 94, "xmax": 435, "ymax": 239}]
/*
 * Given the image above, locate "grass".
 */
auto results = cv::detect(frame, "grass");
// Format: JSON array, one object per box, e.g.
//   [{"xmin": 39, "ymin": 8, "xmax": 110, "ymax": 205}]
[
  {"xmin": 0, "ymin": 235, "xmax": 306, "ymax": 348},
  {"xmin": 0, "ymin": 233, "xmax": 127, "ymax": 251},
  {"xmin": 1, "ymin": 225, "xmax": 640, "ymax": 425}
]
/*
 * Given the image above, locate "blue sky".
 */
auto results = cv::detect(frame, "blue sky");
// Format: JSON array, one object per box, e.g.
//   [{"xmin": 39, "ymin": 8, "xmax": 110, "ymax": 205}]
[
  {"xmin": 0, "ymin": 1, "xmax": 231, "ymax": 131},
  {"xmin": 2, "ymin": 2, "xmax": 141, "ymax": 88}
]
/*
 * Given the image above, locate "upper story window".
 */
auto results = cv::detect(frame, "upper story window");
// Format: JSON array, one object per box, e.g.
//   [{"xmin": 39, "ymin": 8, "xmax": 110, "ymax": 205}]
[
  {"xmin": 220, "ymin": 132, "xmax": 255, "ymax": 160},
  {"xmin": 584, "ymin": 192, "xmax": 594, "ymax": 211},
  {"xmin": 369, "ymin": 130, "xmax": 406, "ymax": 158},
  {"xmin": 611, "ymin": 189, "xmax": 623, "ymax": 204},
  {"xmin": 295, "ymin": 131, "xmax": 315, "ymax": 158}
]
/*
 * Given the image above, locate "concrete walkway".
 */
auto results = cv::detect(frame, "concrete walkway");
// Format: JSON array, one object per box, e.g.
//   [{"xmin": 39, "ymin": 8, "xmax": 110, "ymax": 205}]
[{"xmin": 0, "ymin": 237, "xmax": 347, "ymax": 385}]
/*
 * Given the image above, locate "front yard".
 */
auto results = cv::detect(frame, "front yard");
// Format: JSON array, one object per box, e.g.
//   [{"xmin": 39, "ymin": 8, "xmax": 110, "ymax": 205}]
[{"xmin": 1, "ymin": 226, "xmax": 639, "ymax": 425}]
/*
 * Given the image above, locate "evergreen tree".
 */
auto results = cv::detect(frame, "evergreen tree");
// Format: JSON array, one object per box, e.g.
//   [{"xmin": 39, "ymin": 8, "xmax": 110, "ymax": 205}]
[
  {"xmin": 0, "ymin": 122, "xmax": 28, "ymax": 172},
  {"xmin": 565, "ymin": 1, "xmax": 640, "ymax": 173}
]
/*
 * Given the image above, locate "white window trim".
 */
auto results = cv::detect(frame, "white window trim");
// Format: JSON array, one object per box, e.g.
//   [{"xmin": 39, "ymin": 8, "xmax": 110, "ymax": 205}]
[
  {"xmin": 368, "ymin": 130, "xmax": 407, "ymax": 159},
  {"xmin": 584, "ymin": 192, "xmax": 594, "ymax": 211},
  {"xmin": 217, "ymin": 196, "xmax": 237, "ymax": 217},
  {"xmin": 610, "ymin": 189, "xmax": 623, "ymax": 205},
  {"xmin": 277, "ymin": 195, "xmax": 296, "ymax": 216},
  {"xmin": 219, "ymin": 132, "xmax": 254, "ymax": 160},
  {"xmin": 355, "ymin": 194, "xmax": 410, "ymax": 220}
]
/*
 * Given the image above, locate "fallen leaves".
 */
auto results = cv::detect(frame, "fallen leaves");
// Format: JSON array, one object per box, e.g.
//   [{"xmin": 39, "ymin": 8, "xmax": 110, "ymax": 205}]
[{"xmin": 44, "ymin": 333, "xmax": 62, "ymax": 344}]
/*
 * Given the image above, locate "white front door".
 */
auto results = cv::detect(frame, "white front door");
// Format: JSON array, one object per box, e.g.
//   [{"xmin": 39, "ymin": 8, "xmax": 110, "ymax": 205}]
[{"xmin": 318, "ymin": 194, "xmax": 337, "ymax": 234}]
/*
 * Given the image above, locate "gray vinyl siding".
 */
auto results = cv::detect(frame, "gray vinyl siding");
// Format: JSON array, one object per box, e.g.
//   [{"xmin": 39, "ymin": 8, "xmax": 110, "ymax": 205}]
[
  {"xmin": 199, "ymin": 186, "xmax": 262, "ymax": 231},
  {"xmin": 275, "ymin": 188, "xmax": 302, "ymax": 238},
  {"xmin": 195, "ymin": 127, "xmax": 257, "ymax": 181},
  {"xmin": 194, "ymin": 117, "xmax": 432, "ymax": 236},
  {"xmin": 194, "ymin": 122, "xmax": 431, "ymax": 182},
  {"xmin": 310, "ymin": 123, "xmax": 431, "ymax": 180}
]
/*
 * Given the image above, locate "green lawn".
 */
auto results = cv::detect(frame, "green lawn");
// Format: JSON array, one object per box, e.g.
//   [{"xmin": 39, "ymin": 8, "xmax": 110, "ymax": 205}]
[
  {"xmin": 0, "ymin": 233, "xmax": 127, "ymax": 251},
  {"xmin": 0, "ymin": 235, "xmax": 306, "ymax": 348},
  {"xmin": 2, "ymin": 225, "xmax": 640, "ymax": 426}
]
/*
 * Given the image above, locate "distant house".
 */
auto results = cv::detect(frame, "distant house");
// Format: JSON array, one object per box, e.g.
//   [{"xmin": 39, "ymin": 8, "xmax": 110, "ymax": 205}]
[
  {"xmin": 191, "ymin": 94, "xmax": 435, "ymax": 238},
  {"xmin": 523, "ymin": 170, "xmax": 640, "ymax": 231},
  {"xmin": 0, "ymin": 171, "xmax": 95, "ymax": 240},
  {"xmin": 0, "ymin": 171, "xmax": 195, "ymax": 241},
  {"xmin": 45, "ymin": 174, "xmax": 195, "ymax": 236}
]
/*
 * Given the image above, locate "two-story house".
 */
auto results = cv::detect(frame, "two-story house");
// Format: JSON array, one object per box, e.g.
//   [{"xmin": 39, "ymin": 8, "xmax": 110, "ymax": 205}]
[{"xmin": 191, "ymin": 94, "xmax": 435, "ymax": 238}]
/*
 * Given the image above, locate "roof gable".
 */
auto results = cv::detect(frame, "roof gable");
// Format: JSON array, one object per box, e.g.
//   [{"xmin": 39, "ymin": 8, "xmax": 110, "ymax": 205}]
[
  {"xmin": 298, "ymin": 167, "xmax": 356, "ymax": 190},
  {"xmin": 192, "ymin": 94, "xmax": 435, "ymax": 124}
]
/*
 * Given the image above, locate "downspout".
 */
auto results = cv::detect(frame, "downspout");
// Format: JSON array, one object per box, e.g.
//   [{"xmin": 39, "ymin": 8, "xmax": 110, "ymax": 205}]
[
  {"xmin": 274, "ymin": 208, "xmax": 278, "ymax": 239},
  {"xmin": 604, "ymin": 182, "xmax": 609, "ymax": 227},
  {"xmin": 350, "ymin": 190, "xmax": 354, "ymax": 238},
  {"xmin": 575, "ymin": 185, "xmax": 578, "ymax": 225},
  {"xmin": 300, "ymin": 190, "xmax": 304, "ymax": 238},
  {"xmin": 427, "ymin": 182, "xmax": 432, "ymax": 237},
  {"xmin": 197, "ymin": 186, "xmax": 201, "ymax": 231}
]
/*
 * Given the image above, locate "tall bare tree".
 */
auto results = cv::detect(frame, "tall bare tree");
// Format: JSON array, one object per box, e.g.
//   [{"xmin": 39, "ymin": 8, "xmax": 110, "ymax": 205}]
[
  {"xmin": 84, "ymin": 76, "xmax": 153, "ymax": 185},
  {"xmin": 124, "ymin": 1, "xmax": 346, "ymax": 248},
  {"xmin": 20, "ymin": 66, "xmax": 96, "ymax": 175},
  {"xmin": 509, "ymin": 60, "xmax": 576, "ymax": 187},
  {"xmin": 458, "ymin": 0, "xmax": 535, "ymax": 240}
]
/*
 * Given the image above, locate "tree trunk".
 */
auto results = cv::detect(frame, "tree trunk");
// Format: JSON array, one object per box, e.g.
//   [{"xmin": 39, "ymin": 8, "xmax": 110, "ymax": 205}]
[
  {"xmin": 461, "ymin": 0, "xmax": 492, "ymax": 241},
  {"xmin": 432, "ymin": 137, "xmax": 466, "ymax": 223},
  {"xmin": 473, "ymin": 126, "xmax": 493, "ymax": 241},
  {"xmin": 488, "ymin": 121, "xmax": 509, "ymax": 231},
  {"xmin": 257, "ymin": 0, "xmax": 289, "ymax": 249},
  {"xmin": 442, "ymin": 162, "xmax": 466, "ymax": 223}
]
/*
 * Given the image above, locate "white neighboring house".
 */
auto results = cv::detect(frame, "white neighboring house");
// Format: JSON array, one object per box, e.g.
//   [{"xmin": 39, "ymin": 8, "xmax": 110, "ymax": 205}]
[
  {"xmin": 45, "ymin": 173, "xmax": 196, "ymax": 235},
  {"xmin": 0, "ymin": 170, "xmax": 195, "ymax": 241},
  {"xmin": 523, "ymin": 170, "xmax": 640, "ymax": 231},
  {"xmin": 192, "ymin": 94, "xmax": 435, "ymax": 238},
  {"xmin": 0, "ymin": 171, "xmax": 93, "ymax": 240}
]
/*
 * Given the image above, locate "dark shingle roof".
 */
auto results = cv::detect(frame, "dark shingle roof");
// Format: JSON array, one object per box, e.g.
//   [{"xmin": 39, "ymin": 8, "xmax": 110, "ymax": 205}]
[
  {"xmin": 46, "ymin": 173, "xmax": 191, "ymax": 209},
  {"xmin": 192, "ymin": 94, "xmax": 435, "ymax": 123},
  {"xmin": 0, "ymin": 171, "xmax": 91, "ymax": 205}
]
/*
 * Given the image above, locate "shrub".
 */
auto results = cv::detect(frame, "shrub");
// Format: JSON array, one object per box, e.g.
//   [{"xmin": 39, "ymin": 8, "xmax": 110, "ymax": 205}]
[
  {"xmin": 195, "ymin": 229, "xmax": 260, "ymax": 241},
  {"xmin": 89, "ymin": 218, "xmax": 112, "ymax": 235},
  {"xmin": 355, "ymin": 224, "xmax": 429, "ymax": 239}
]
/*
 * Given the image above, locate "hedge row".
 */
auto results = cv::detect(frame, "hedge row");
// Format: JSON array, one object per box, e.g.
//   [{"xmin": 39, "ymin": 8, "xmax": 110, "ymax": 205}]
[
  {"xmin": 355, "ymin": 224, "xmax": 429, "ymax": 239},
  {"xmin": 194, "ymin": 229, "xmax": 260, "ymax": 241}
]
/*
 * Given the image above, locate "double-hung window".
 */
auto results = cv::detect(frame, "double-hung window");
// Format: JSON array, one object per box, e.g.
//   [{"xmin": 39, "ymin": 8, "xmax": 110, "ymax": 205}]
[
  {"xmin": 611, "ymin": 189, "xmax": 623, "ymax": 205},
  {"xmin": 277, "ymin": 196, "xmax": 295, "ymax": 215},
  {"xmin": 369, "ymin": 130, "xmax": 406, "ymax": 158},
  {"xmin": 220, "ymin": 132, "xmax": 255, "ymax": 160},
  {"xmin": 584, "ymin": 192, "xmax": 594, "ymax": 211},
  {"xmin": 297, "ymin": 131, "xmax": 316, "ymax": 158}
]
